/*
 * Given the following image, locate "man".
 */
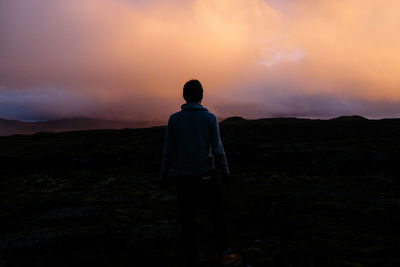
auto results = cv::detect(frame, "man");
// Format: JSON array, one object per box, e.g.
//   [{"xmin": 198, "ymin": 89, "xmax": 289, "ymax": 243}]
[{"xmin": 160, "ymin": 80, "xmax": 240, "ymax": 266}]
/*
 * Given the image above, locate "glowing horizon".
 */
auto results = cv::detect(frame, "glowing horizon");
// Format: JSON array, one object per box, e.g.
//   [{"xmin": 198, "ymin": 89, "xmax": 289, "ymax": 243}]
[{"xmin": 1, "ymin": 0, "xmax": 400, "ymax": 121}]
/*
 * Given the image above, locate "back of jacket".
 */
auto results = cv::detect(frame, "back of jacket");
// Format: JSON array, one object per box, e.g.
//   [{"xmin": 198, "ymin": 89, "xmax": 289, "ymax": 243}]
[{"xmin": 161, "ymin": 103, "xmax": 229, "ymax": 177}]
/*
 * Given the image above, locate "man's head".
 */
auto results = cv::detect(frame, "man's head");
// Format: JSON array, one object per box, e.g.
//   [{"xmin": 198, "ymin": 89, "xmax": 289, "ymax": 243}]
[{"xmin": 183, "ymin": 79, "xmax": 203, "ymax": 103}]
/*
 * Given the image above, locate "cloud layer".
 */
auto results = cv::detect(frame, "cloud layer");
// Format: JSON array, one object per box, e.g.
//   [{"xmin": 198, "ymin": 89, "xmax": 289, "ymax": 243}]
[{"xmin": 1, "ymin": 0, "xmax": 399, "ymax": 120}]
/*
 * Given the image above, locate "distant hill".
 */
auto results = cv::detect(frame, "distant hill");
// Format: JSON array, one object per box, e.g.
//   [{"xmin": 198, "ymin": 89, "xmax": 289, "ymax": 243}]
[
  {"xmin": 330, "ymin": 115, "xmax": 368, "ymax": 121},
  {"xmin": 0, "ymin": 117, "xmax": 163, "ymax": 136},
  {"xmin": 220, "ymin": 116, "xmax": 247, "ymax": 125}
]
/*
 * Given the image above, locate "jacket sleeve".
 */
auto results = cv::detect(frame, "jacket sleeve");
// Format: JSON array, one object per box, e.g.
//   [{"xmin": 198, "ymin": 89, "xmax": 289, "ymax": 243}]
[
  {"xmin": 160, "ymin": 116, "xmax": 175, "ymax": 177},
  {"xmin": 210, "ymin": 115, "xmax": 229, "ymax": 175}
]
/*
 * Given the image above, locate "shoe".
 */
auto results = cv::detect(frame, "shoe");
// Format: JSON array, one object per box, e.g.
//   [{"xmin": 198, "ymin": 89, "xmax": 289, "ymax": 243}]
[{"xmin": 220, "ymin": 248, "xmax": 242, "ymax": 266}]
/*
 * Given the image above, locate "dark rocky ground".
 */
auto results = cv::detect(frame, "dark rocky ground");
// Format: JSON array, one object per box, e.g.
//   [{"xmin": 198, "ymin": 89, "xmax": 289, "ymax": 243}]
[{"xmin": 1, "ymin": 116, "xmax": 399, "ymax": 266}]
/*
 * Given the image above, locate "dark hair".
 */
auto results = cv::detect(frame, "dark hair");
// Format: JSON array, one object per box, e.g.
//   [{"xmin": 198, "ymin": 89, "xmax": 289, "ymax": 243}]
[{"xmin": 183, "ymin": 79, "xmax": 203, "ymax": 103}]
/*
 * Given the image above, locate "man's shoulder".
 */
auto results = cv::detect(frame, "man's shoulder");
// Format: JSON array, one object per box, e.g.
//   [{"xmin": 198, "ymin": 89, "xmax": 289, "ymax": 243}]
[
  {"xmin": 204, "ymin": 111, "xmax": 217, "ymax": 121},
  {"xmin": 169, "ymin": 109, "xmax": 215, "ymax": 116},
  {"xmin": 169, "ymin": 111, "xmax": 183, "ymax": 120},
  {"xmin": 168, "ymin": 108, "xmax": 216, "ymax": 122}
]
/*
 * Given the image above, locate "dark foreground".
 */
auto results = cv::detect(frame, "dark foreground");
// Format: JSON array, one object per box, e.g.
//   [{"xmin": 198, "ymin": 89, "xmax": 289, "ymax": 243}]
[{"xmin": 1, "ymin": 116, "xmax": 399, "ymax": 266}]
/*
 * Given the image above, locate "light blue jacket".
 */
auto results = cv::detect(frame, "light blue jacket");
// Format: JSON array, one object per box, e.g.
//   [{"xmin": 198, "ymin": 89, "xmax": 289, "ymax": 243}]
[{"xmin": 161, "ymin": 103, "xmax": 229, "ymax": 177}]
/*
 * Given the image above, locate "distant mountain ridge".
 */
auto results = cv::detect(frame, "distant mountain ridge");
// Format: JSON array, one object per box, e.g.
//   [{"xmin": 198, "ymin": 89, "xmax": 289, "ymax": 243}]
[
  {"xmin": 0, "ymin": 115, "xmax": 374, "ymax": 136},
  {"xmin": 0, "ymin": 117, "xmax": 163, "ymax": 136},
  {"xmin": 329, "ymin": 115, "xmax": 368, "ymax": 121}
]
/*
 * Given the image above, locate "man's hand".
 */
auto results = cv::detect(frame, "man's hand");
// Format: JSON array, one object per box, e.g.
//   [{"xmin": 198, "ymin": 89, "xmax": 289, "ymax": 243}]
[
  {"xmin": 159, "ymin": 172, "xmax": 171, "ymax": 191},
  {"xmin": 221, "ymin": 173, "xmax": 231, "ymax": 189}
]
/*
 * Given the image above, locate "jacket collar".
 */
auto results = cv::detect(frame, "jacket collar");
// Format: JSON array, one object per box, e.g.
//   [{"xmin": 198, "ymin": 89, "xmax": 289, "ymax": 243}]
[{"xmin": 181, "ymin": 103, "xmax": 208, "ymax": 111}]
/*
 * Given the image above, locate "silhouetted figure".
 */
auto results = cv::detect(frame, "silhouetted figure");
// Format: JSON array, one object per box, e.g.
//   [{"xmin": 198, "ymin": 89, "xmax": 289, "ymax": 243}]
[{"xmin": 160, "ymin": 80, "xmax": 236, "ymax": 266}]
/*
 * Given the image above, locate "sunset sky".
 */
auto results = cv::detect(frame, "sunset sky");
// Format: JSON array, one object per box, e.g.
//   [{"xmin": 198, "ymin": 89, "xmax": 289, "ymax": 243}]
[{"xmin": 1, "ymin": 0, "xmax": 399, "ymax": 121}]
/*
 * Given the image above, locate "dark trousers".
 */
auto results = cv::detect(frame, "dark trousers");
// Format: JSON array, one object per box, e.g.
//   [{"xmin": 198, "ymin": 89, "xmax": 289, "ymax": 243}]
[{"xmin": 177, "ymin": 173, "xmax": 228, "ymax": 265}]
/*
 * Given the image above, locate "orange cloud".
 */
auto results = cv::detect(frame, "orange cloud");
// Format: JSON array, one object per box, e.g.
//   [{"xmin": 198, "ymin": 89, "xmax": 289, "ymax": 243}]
[
  {"xmin": 1, "ymin": 0, "xmax": 399, "ymax": 120},
  {"xmin": 1, "ymin": 0, "xmax": 277, "ymax": 99},
  {"xmin": 284, "ymin": 0, "xmax": 400, "ymax": 100}
]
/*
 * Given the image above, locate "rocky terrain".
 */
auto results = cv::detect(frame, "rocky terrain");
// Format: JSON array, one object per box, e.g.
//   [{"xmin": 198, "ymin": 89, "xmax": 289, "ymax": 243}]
[
  {"xmin": 0, "ymin": 117, "xmax": 162, "ymax": 136},
  {"xmin": 1, "ymin": 116, "xmax": 399, "ymax": 266}
]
